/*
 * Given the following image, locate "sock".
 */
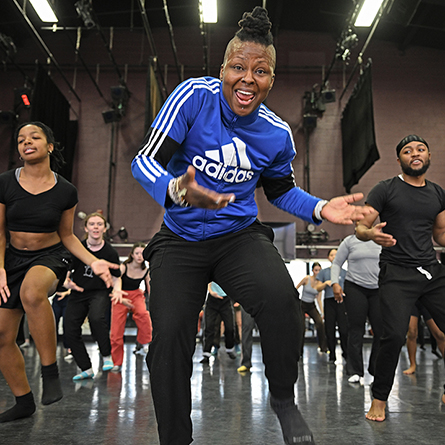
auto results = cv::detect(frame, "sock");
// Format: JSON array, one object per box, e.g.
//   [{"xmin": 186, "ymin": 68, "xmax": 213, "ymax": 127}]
[
  {"xmin": 41, "ymin": 362, "xmax": 63, "ymax": 405},
  {"xmin": 270, "ymin": 396, "xmax": 315, "ymax": 444},
  {"xmin": 0, "ymin": 391, "xmax": 36, "ymax": 423}
]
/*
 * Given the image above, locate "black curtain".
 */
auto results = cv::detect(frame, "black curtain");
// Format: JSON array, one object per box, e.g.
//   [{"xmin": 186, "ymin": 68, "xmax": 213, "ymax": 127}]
[
  {"xmin": 341, "ymin": 61, "xmax": 379, "ymax": 193},
  {"xmin": 30, "ymin": 64, "xmax": 77, "ymax": 181}
]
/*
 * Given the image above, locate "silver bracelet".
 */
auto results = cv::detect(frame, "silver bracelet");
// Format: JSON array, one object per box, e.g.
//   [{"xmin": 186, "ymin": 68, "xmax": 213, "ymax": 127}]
[
  {"xmin": 168, "ymin": 177, "xmax": 190, "ymax": 207},
  {"xmin": 314, "ymin": 199, "xmax": 328, "ymax": 221}
]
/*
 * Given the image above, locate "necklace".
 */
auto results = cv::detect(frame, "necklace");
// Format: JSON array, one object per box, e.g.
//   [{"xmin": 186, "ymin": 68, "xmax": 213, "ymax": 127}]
[{"xmin": 87, "ymin": 239, "xmax": 104, "ymax": 250}]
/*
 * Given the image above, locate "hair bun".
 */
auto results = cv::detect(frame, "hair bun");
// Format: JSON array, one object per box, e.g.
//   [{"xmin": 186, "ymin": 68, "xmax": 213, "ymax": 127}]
[{"xmin": 236, "ymin": 6, "xmax": 273, "ymax": 46}]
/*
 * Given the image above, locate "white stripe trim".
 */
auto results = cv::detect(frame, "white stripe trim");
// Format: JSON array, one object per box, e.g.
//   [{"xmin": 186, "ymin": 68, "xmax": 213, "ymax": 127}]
[{"xmin": 142, "ymin": 78, "xmax": 220, "ymax": 158}]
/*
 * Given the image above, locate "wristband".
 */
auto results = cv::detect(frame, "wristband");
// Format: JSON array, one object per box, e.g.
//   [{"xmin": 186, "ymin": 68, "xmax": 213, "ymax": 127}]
[
  {"xmin": 314, "ymin": 199, "xmax": 328, "ymax": 221},
  {"xmin": 168, "ymin": 177, "xmax": 190, "ymax": 207}
]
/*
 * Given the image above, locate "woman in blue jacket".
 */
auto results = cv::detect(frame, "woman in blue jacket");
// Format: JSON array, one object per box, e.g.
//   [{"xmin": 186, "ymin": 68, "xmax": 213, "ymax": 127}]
[{"xmin": 132, "ymin": 7, "xmax": 369, "ymax": 445}]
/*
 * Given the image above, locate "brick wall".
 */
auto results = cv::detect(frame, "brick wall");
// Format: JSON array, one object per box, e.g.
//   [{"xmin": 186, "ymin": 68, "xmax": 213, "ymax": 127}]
[{"xmin": 1, "ymin": 27, "xmax": 444, "ymax": 250}]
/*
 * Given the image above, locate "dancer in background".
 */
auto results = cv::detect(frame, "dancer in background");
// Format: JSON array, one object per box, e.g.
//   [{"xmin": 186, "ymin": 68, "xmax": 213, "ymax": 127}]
[
  {"xmin": 296, "ymin": 262, "xmax": 328, "ymax": 354},
  {"xmin": 199, "ymin": 282, "xmax": 236, "ymax": 364},
  {"xmin": 403, "ymin": 300, "xmax": 445, "ymax": 375},
  {"xmin": 331, "ymin": 234, "xmax": 382, "ymax": 384},
  {"xmin": 63, "ymin": 212, "xmax": 122, "ymax": 381},
  {"xmin": 316, "ymin": 249, "xmax": 348, "ymax": 363},
  {"xmin": 110, "ymin": 242, "xmax": 152, "ymax": 372},
  {"xmin": 0, "ymin": 122, "xmax": 117, "ymax": 422}
]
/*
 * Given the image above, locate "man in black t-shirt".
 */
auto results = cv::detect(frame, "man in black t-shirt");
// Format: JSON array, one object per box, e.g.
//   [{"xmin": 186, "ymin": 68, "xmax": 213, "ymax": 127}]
[{"xmin": 356, "ymin": 135, "xmax": 445, "ymax": 421}]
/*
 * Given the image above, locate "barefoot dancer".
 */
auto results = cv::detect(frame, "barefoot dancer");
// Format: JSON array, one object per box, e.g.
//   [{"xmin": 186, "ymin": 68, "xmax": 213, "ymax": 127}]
[{"xmin": 356, "ymin": 135, "xmax": 445, "ymax": 421}]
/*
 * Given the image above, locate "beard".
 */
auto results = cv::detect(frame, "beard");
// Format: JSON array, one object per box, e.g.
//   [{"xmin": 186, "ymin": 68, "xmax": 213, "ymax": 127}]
[{"xmin": 400, "ymin": 157, "xmax": 430, "ymax": 177}]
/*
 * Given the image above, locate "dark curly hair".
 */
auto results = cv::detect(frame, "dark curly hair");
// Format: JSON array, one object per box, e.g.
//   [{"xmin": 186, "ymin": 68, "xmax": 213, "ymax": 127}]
[
  {"xmin": 222, "ymin": 7, "xmax": 276, "ymax": 69},
  {"xmin": 15, "ymin": 121, "xmax": 66, "ymax": 172},
  {"xmin": 235, "ymin": 6, "xmax": 273, "ymax": 47}
]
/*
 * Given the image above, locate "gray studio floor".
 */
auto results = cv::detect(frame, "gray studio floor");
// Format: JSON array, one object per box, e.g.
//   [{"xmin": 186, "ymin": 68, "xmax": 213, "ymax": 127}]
[{"xmin": 1, "ymin": 337, "xmax": 444, "ymax": 445}]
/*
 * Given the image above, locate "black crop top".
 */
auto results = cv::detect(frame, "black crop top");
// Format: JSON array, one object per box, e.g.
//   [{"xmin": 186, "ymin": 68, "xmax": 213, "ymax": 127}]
[
  {"xmin": 0, "ymin": 168, "xmax": 78, "ymax": 233},
  {"xmin": 121, "ymin": 264, "xmax": 149, "ymax": 291}
]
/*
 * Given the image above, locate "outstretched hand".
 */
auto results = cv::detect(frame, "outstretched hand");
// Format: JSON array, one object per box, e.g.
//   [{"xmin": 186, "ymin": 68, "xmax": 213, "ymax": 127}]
[
  {"xmin": 91, "ymin": 260, "xmax": 120, "ymax": 288},
  {"xmin": 367, "ymin": 221, "xmax": 397, "ymax": 247},
  {"xmin": 178, "ymin": 166, "xmax": 236, "ymax": 209},
  {"xmin": 320, "ymin": 193, "xmax": 372, "ymax": 224},
  {"xmin": 64, "ymin": 276, "xmax": 84, "ymax": 292}
]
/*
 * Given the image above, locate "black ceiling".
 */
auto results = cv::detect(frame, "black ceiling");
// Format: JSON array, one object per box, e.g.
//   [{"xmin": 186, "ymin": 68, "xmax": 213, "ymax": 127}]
[{"xmin": 0, "ymin": 0, "xmax": 444, "ymax": 64}]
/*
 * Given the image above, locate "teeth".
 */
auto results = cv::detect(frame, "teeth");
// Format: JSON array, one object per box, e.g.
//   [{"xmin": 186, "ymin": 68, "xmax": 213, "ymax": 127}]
[{"xmin": 238, "ymin": 90, "xmax": 253, "ymax": 96}]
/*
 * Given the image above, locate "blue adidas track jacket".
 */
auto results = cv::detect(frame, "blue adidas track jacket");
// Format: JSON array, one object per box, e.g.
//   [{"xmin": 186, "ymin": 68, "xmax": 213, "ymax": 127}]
[{"xmin": 132, "ymin": 77, "xmax": 322, "ymax": 242}]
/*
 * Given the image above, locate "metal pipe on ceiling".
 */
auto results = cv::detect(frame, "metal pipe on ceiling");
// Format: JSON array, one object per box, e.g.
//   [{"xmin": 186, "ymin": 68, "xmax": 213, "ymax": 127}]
[
  {"xmin": 162, "ymin": 0, "xmax": 182, "ymax": 83},
  {"xmin": 12, "ymin": 0, "xmax": 81, "ymax": 102},
  {"xmin": 136, "ymin": 0, "xmax": 168, "ymax": 101}
]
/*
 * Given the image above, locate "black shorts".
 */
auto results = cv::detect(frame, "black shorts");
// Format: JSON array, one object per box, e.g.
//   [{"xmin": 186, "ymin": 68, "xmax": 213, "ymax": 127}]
[{"xmin": 1, "ymin": 242, "xmax": 72, "ymax": 310}]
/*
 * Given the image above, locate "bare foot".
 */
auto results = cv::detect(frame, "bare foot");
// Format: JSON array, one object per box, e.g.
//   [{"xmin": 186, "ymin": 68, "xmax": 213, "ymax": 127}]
[
  {"xmin": 403, "ymin": 365, "xmax": 416, "ymax": 375},
  {"xmin": 442, "ymin": 393, "xmax": 445, "ymax": 404},
  {"xmin": 366, "ymin": 399, "xmax": 386, "ymax": 422}
]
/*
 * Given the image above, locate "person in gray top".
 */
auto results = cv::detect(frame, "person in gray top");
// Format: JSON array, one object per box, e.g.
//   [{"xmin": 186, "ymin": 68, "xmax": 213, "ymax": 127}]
[
  {"xmin": 316, "ymin": 249, "xmax": 347, "ymax": 363},
  {"xmin": 296, "ymin": 262, "xmax": 328, "ymax": 354},
  {"xmin": 331, "ymin": 234, "xmax": 382, "ymax": 384}
]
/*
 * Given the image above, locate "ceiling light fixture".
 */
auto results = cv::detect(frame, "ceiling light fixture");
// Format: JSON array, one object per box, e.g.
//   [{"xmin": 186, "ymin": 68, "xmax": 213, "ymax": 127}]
[
  {"xmin": 29, "ymin": 0, "xmax": 58, "ymax": 23},
  {"xmin": 354, "ymin": 0, "xmax": 385, "ymax": 27},
  {"xmin": 200, "ymin": 0, "xmax": 218, "ymax": 24}
]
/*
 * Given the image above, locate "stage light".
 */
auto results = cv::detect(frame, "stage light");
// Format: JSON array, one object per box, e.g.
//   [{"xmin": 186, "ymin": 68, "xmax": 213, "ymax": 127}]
[
  {"xmin": 118, "ymin": 227, "xmax": 128, "ymax": 241},
  {"xmin": 30, "ymin": 0, "xmax": 58, "ymax": 23},
  {"xmin": 200, "ymin": 0, "xmax": 218, "ymax": 24},
  {"xmin": 75, "ymin": 0, "xmax": 96, "ymax": 28},
  {"xmin": 321, "ymin": 90, "xmax": 336, "ymax": 103},
  {"xmin": 355, "ymin": 0, "xmax": 385, "ymax": 27},
  {"xmin": 102, "ymin": 109, "xmax": 122, "ymax": 124},
  {"xmin": 303, "ymin": 114, "xmax": 317, "ymax": 129},
  {"xmin": 111, "ymin": 86, "xmax": 129, "ymax": 113}
]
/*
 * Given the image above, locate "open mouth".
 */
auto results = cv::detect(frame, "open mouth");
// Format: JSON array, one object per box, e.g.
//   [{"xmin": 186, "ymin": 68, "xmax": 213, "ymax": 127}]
[{"xmin": 235, "ymin": 89, "xmax": 255, "ymax": 106}]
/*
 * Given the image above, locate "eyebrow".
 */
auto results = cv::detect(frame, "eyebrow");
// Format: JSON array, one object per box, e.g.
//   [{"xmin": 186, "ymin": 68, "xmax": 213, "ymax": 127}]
[{"xmin": 18, "ymin": 131, "xmax": 41, "ymax": 139}]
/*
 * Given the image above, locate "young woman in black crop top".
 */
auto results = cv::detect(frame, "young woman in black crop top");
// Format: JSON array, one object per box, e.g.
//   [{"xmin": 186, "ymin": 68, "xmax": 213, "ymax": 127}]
[
  {"xmin": 0, "ymin": 122, "xmax": 119, "ymax": 423},
  {"xmin": 110, "ymin": 242, "xmax": 152, "ymax": 371}
]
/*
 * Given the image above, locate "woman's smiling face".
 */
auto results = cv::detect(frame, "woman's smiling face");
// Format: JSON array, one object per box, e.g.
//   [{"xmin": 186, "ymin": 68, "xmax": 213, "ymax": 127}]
[{"xmin": 220, "ymin": 39, "xmax": 275, "ymax": 117}]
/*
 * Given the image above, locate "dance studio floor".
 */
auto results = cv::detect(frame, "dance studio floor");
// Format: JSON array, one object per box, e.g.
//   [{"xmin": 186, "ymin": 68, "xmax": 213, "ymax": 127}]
[{"xmin": 1, "ymin": 339, "xmax": 444, "ymax": 445}]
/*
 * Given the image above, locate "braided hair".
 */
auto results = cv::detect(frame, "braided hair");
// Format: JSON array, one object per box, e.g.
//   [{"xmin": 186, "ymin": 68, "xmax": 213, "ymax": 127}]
[
  {"xmin": 15, "ymin": 121, "xmax": 66, "ymax": 172},
  {"xmin": 236, "ymin": 6, "xmax": 273, "ymax": 47},
  {"xmin": 223, "ymin": 7, "xmax": 276, "ymax": 69}
]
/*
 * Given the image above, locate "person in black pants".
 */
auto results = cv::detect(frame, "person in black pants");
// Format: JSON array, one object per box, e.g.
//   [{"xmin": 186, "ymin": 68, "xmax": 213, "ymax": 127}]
[
  {"xmin": 356, "ymin": 134, "xmax": 445, "ymax": 421},
  {"xmin": 132, "ymin": 7, "xmax": 370, "ymax": 444},
  {"xmin": 316, "ymin": 249, "xmax": 348, "ymax": 363},
  {"xmin": 64, "ymin": 212, "xmax": 122, "ymax": 381},
  {"xmin": 199, "ymin": 282, "xmax": 236, "ymax": 363},
  {"xmin": 331, "ymin": 234, "xmax": 382, "ymax": 384}
]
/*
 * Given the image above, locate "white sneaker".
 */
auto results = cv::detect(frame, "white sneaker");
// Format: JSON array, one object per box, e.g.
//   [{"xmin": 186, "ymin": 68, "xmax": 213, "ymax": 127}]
[{"xmin": 348, "ymin": 374, "xmax": 360, "ymax": 383}]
